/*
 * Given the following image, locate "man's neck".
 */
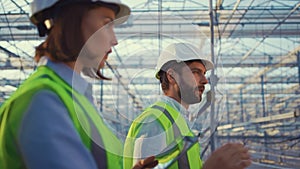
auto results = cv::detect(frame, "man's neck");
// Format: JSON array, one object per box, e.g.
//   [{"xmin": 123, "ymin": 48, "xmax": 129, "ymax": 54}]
[{"xmin": 165, "ymin": 94, "xmax": 189, "ymax": 110}]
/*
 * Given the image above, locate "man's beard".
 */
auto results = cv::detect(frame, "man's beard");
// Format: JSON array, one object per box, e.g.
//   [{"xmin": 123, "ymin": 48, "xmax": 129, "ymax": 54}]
[{"xmin": 177, "ymin": 79, "xmax": 202, "ymax": 105}]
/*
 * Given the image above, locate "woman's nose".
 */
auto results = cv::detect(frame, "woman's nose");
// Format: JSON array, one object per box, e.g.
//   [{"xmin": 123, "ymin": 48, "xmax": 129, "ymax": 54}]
[
  {"xmin": 112, "ymin": 37, "xmax": 118, "ymax": 46},
  {"xmin": 111, "ymin": 31, "xmax": 118, "ymax": 46}
]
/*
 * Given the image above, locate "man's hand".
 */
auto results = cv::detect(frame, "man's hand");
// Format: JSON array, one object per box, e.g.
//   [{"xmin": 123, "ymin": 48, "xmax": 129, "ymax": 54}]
[
  {"xmin": 132, "ymin": 156, "xmax": 158, "ymax": 169},
  {"xmin": 203, "ymin": 143, "xmax": 252, "ymax": 169}
]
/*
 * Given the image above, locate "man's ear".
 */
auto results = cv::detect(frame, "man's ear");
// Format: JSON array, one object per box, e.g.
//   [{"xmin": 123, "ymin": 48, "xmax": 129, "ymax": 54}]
[{"xmin": 166, "ymin": 69, "xmax": 177, "ymax": 84}]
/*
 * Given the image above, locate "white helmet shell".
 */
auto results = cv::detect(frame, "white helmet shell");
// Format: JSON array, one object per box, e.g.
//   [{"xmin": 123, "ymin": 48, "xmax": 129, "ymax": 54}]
[
  {"xmin": 101, "ymin": 0, "xmax": 130, "ymax": 23},
  {"xmin": 30, "ymin": 0, "xmax": 130, "ymax": 26},
  {"xmin": 155, "ymin": 43, "xmax": 214, "ymax": 79}
]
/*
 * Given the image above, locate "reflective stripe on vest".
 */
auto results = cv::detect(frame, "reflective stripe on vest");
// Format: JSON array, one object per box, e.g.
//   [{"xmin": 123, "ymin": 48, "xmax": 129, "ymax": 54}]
[
  {"xmin": 0, "ymin": 66, "xmax": 123, "ymax": 169},
  {"xmin": 151, "ymin": 105, "xmax": 190, "ymax": 169},
  {"xmin": 124, "ymin": 101, "xmax": 202, "ymax": 169}
]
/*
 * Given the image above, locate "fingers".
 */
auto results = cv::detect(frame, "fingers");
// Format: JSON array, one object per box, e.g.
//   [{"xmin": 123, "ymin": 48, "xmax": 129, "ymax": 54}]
[
  {"xmin": 203, "ymin": 143, "xmax": 252, "ymax": 169},
  {"xmin": 225, "ymin": 143, "xmax": 252, "ymax": 168},
  {"xmin": 231, "ymin": 143, "xmax": 252, "ymax": 169},
  {"xmin": 221, "ymin": 142, "xmax": 244, "ymax": 151},
  {"xmin": 237, "ymin": 159, "xmax": 252, "ymax": 169},
  {"xmin": 240, "ymin": 149, "xmax": 251, "ymax": 160},
  {"xmin": 143, "ymin": 156, "xmax": 155, "ymax": 164},
  {"xmin": 132, "ymin": 156, "xmax": 158, "ymax": 169},
  {"xmin": 142, "ymin": 156, "xmax": 158, "ymax": 168},
  {"xmin": 231, "ymin": 152, "xmax": 252, "ymax": 169}
]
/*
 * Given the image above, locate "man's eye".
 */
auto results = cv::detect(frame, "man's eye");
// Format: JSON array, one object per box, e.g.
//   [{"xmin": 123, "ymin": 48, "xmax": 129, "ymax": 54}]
[{"xmin": 192, "ymin": 70, "xmax": 201, "ymax": 74}]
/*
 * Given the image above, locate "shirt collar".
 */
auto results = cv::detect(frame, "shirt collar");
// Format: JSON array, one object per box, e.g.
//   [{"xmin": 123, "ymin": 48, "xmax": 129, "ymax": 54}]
[
  {"xmin": 160, "ymin": 95, "xmax": 196, "ymax": 128},
  {"xmin": 37, "ymin": 56, "xmax": 90, "ymax": 96},
  {"xmin": 160, "ymin": 95, "xmax": 188, "ymax": 114}
]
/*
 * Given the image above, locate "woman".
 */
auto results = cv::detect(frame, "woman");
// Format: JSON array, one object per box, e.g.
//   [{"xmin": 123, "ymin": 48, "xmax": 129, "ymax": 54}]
[{"xmin": 0, "ymin": 0, "xmax": 157, "ymax": 169}]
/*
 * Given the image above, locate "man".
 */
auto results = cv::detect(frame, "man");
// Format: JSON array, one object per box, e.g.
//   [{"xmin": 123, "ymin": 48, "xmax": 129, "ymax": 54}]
[
  {"xmin": 124, "ymin": 43, "xmax": 251, "ymax": 169},
  {"xmin": 0, "ymin": 0, "xmax": 157, "ymax": 169}
]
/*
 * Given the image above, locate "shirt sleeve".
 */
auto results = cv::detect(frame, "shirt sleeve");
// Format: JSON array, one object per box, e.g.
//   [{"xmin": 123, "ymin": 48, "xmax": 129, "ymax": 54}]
[{"xmin": 18, "ymin": 90, "xmax": 98, "ymax": 169}]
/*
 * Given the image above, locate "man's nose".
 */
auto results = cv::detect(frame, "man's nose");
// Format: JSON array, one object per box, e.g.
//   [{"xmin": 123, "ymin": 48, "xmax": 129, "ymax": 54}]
[{"xmin": 200, "ymin": 74, "xmax": 209, "ymax": 84}]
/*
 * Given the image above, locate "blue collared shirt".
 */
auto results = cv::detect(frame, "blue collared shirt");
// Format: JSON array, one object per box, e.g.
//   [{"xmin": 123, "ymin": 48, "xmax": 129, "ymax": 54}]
[{"xmin": 18, "ymin": 57, "xmax": 98, "ymax": 169}]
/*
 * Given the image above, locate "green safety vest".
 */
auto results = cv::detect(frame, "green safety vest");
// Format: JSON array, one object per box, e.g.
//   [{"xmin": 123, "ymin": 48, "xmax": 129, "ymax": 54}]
[
  {"xmin": 0, "ymin": 66, "xmax": 123, "ymax": 169},
  {"xmin": 124, "ymin": 101, "xmax": 203, "ymax": 169}
]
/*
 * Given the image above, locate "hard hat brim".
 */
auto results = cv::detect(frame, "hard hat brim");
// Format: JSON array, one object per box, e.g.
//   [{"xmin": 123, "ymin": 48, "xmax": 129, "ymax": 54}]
[
  {"xmin": 155, "ymin": 58, "xmax": 214, "ymax": 79},
  {"xmin": 114, "ymin": 3, "xmax": 131, "ymax": 25},
  {"xmin": 30, "ymin": 0, "xmax": 131, "ymax": 26},
  {"xmin": 154, "ymin": 43, "xmax": 215, "ymax": 79}
]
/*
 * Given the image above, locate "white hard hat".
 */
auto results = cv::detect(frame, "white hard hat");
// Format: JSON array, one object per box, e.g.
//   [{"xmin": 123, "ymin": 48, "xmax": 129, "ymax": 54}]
[
  {"xmin": 30, "ymin": 0, "xmax": 130, "ymax": 36},
  {"xmin": 155, "ymin": 43, "xmax": 214, "ymax": 79}
]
